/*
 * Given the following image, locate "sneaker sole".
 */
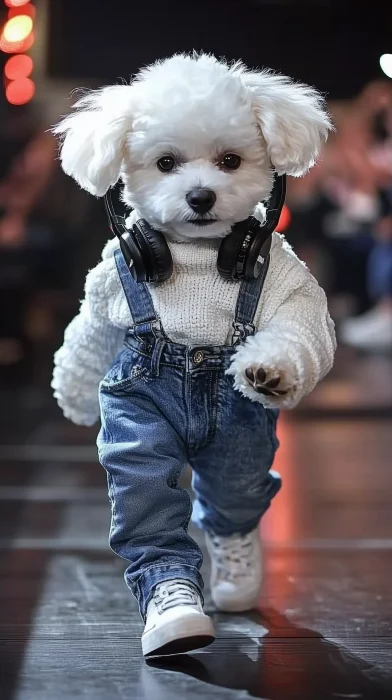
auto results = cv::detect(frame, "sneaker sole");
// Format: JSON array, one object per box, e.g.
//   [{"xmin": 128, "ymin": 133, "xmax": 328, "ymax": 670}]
[
  {"xmin": 142, "ymin": 616, "xmax": 215, "ymax": 658},
  {"xmin": 211, "ymin": 594, "xmax": 260, "ymax": 613}
]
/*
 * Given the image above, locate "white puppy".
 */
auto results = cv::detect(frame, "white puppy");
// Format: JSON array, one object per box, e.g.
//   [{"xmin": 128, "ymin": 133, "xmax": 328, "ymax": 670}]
[{"xmin": 53, "ymin": 53, "xmax": 334, "ymax": 416}]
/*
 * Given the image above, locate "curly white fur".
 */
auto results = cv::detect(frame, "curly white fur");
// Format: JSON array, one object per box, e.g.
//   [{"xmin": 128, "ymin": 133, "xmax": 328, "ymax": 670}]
[
  {"xmin": 52, "ymin": 53, "xmax": 335, "ymax": 424},
  {"xmin": 53, "ymin": 53, "xmax": 332, "ymax": 240},
  {"xmin": 227, "ymin": 335, "xmax": 299, "ymax": 407},
  {"xmin": 227, "ymin": 274, "xmax": 337, "ymax": 409}
]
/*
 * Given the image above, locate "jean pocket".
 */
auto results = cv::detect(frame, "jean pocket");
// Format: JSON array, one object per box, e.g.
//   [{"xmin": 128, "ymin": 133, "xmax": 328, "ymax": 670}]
[{"xmin": 101, "ymin": 352, "xmax": 150, "ymax": 395}]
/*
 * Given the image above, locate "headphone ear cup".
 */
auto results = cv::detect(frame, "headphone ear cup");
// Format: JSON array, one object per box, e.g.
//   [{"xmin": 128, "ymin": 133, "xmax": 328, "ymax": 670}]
[
  {"xmin": 133, "ymin": 220, "xmax": 173, "ymax": 283},
  {"xmin": 217, "ymin": 231, "xmax": 244, "ymax": 281},
  {"xmin": 217, "ymin": 223, "xmax": 271, "ymax": 281},
  {"xmin": 104, "ymin": 186, "xmax": 174, "ymax": 283},
  {"xmin": 243, "ymin": 234, "xmax": 271, "ymax": 279},
  {"xmin": 217, "ymin": 174, "xmax": 286, "ymax": 281}
]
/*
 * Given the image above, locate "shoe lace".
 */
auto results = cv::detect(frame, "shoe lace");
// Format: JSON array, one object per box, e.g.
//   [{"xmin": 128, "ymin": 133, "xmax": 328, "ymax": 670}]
[
  {"xmin": 153, "ymin": 580, "xmax": 198, "ymax": 614},
  {"xmin": 211, "ymin": 533, "xmax": 254, "ymax": 581}
]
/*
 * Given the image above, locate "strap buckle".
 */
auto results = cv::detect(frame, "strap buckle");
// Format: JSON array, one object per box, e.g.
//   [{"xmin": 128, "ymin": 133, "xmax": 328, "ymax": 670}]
[
  {"xmin": 231, "ymin": 321, "xmax": 256, "ymax": 346},
  {"xmin": 151, "ymin": 318, "xmax": 165, "ymax": 337},
  {"xmin": 130, "ymin": 317, "xmax": 165, "ymax": 339}
]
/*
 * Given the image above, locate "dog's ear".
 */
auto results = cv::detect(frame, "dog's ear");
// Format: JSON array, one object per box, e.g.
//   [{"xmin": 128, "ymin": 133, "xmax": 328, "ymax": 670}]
[
  {"xmin": 53, "ymin": 86, "xmax": 133, "ymax": 196},
  {"xmin": 239, "ymin": 69, "xmax": 333, "ymax": 176}
]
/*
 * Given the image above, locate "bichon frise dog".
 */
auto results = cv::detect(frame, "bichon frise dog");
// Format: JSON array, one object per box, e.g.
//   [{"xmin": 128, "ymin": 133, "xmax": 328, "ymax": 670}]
[{"xmin": 52, "ymin": 53, "xmax": 335, "ymax": 657}]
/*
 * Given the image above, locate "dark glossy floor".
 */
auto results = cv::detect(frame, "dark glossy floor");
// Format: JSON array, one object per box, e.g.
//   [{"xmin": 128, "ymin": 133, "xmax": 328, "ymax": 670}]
[{"xmin": 1, "ymin": 349, "xmax": 392, "ymax": 700}]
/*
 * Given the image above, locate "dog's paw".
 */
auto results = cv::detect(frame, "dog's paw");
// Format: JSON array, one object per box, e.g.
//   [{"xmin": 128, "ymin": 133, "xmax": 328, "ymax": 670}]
[
  {"xmin": 227, "ymin": 336, "xmax": 298, "ymax": 406},
  {"xmin": 244, "ymin": 365, "xmax": 291, "ymax": 397}
]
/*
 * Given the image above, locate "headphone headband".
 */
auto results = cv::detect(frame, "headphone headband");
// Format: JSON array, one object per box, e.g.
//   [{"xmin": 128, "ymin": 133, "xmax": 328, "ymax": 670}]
[{"xmin": 104, "ymin": 182, "xmax": 129, "ymax": 237}]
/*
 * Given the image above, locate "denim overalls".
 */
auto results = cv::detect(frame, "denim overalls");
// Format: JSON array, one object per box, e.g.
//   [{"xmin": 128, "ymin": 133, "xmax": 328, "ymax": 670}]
[{"xmin": 97, "ymin": 249, "xmax": 281, "ymax": 618}]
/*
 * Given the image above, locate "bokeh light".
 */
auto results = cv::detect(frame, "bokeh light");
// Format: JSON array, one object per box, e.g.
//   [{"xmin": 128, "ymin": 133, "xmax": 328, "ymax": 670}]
[
  {"xmin": 3, "ymin": 15, "xmax": 33, "ymax": 43},
  {"xmin": 5, "ymin": 76, "xmax": 35, "ymax": 105},
  {"xmin": 277, "ymin": 204, "xmax": 292, "ymax": 232},
  {"xmin": 8, "ymin": 3, "xmax": 36, "ymax": 20},
  {"xmin": 4, "ymin": 54, "xmax": 33, "ymax": 80},
  {"xmin": 380, "ymin": 54, "xmax": 392, "ymax": 79},
  {"xmin": 0, "ymin": 30, "xmax": 34, "ymax": 53},
  {"xmin": 4, "ymin": 0, "xmax": 31, "ymax": 7}
]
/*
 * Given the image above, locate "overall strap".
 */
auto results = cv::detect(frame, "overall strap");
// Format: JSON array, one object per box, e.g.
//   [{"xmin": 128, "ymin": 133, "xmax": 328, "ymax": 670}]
[
  {"xmin": 231, "ymin": 257, "xmax": 270, "ymax": 345},
  {"xmin": 114, "ymin": 249, "xmax": 159, "ymax": 329}
]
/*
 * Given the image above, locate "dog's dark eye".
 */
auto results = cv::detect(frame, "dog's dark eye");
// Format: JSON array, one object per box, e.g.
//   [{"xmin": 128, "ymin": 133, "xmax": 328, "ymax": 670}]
[
  {"xmin": 220, "ymin": 153, "xmax": 242, "ymax": 171},
  {"xmin": 157, "ymin": 156, "xmax": 176, "ymax": 173}
]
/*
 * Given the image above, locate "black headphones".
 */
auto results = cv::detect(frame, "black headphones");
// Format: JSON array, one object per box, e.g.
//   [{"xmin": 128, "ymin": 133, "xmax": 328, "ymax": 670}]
[{"xmin": 104, "ymin": 173, "xmax": 286, "ymax": 283}]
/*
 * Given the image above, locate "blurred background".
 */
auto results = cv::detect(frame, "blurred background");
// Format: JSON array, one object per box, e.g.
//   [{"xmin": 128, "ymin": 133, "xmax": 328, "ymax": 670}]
[
  {"xmin": 1, "ymin": 2, "xmax": 392, "ymax": 699},
  {"xmin": 1, "ymin": 0, "xmax": 391, "ymax": 409}
]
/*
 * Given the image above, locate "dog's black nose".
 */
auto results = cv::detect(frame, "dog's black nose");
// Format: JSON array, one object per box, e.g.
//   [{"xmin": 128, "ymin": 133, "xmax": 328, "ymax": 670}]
[{"xmin": 186, "ymin": 188, "xmax": 216, "ymax": 214}]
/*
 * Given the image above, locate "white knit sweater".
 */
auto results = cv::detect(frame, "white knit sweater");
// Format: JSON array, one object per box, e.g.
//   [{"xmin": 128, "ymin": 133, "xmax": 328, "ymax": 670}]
[{"xmin": 52, "ymin": 231, "xmax": 336, "ymax": 426}]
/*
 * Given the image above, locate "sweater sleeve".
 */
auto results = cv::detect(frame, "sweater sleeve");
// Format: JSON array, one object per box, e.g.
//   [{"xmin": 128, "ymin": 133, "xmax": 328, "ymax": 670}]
[
  {"xmin": 228, "ymin": 275, "xmax": 337, "ymax": 409},
  {"xmin": 52, "ymin": 258, "xmax": 125, "ymax": 426}
]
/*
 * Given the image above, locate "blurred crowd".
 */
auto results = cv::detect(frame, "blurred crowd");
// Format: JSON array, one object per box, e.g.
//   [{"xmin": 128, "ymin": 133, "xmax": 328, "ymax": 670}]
[
  {"xmin": 285, "ymin": 79, "xmax": 392, "ymax": 353},
  {"xmin": 0, "ymin": 79, "xmax": 391, "ymax": 382},
  {"xmin": 0, "ymin": 100, "xmax": 107, "ymax": 382}
]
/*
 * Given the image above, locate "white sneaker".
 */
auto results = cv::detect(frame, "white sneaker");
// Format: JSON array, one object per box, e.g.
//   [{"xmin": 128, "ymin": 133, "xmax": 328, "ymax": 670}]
[
  {"xmin": 141, "ymin": 579, "xmax": 215, "ymax": 657},
  {"xmin": 206, "ymin": 528, "xmax": 263, "ymax": 613},
  {"xmin": 340, "ymin": 306, "xmax": 392, "ymax": 352}
]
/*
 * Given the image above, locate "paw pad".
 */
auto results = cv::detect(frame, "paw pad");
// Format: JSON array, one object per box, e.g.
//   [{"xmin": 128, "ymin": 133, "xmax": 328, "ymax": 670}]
[{"xmin": 245, "ymin": 366, "xmax": 288, "ymax": 396}]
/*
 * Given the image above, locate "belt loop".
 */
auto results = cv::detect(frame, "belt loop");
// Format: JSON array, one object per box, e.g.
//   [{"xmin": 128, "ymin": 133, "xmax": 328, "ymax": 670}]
[{"xmin": 150, "ymin": 337, "xmax": 165, "ymax": 377}]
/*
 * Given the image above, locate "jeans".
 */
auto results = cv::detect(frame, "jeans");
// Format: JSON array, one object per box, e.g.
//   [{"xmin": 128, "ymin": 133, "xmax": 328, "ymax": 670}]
[
  {"xmin": 367, "ymin": 241, "xmax": 392, "ymax": 300},
  {"xmin": 97, "ymin": 336, "xmax": 280, "ymax": 619}
]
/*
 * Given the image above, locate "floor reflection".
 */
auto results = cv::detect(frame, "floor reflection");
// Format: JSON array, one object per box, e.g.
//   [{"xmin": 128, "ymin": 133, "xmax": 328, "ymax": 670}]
[
  {"xmin": 1, "ymin": 352, "xmax": 392, "ymax": 699},
  {"xmin": 146, "ymin": 609, "xmax": 392, "ymax": 700}
]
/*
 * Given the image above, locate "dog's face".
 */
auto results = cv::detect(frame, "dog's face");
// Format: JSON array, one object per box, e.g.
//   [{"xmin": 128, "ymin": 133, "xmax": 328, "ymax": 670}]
[
  {"xmin": 121, "ymin": 77, "xmax": 272, "ymax": 238},
  {"xmin": 54, "ymin": 54, "xmax": 332, "ymax": 240}
]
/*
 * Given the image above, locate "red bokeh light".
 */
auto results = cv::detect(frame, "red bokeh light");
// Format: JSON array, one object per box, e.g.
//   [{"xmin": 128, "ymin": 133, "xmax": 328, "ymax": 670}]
[
  {"xmin": 6, "ymin": 77, "xmax": 35, "ymax": 105},
  {"xmin": 0, "ymin": 30, "xmax": 34, "ymax": 53},
  {"xmin": 4, "ymin": 54, "xmax": 33, "ymax": 80},
  {"xmin": 5, "ymin": 0, "xmax": 31, "ymax": 7},
  {"xmin": 8, "ymin": 4, "xmax": 36, "ymax": 20},
  {"xmin": 277, "ymin": 204, "xmax": 292, "ymax": 232},
  {"xmin": 1, "ymin": 2, "xmax": 36, "ymax": 107}
]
